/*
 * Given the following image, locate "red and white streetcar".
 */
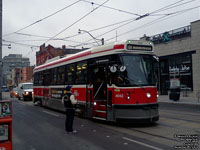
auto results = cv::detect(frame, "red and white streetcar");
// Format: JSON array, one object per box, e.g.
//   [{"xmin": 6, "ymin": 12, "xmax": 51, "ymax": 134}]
[{"xmin": 33, "ymin": 40, "xmax": 159, "ymax": 122}]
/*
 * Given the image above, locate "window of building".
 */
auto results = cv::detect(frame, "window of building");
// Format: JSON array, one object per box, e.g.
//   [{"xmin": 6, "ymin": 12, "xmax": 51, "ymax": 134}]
[{"xmin": 168, "ymin": 53, "xmax": 193, "ymax": 91}]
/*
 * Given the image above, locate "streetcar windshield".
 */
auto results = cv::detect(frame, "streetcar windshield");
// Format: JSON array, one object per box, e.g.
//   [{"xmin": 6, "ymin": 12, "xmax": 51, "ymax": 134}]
[{"xmin": 115, "ymin": 54, "xmax": 157, "ymax": 86}]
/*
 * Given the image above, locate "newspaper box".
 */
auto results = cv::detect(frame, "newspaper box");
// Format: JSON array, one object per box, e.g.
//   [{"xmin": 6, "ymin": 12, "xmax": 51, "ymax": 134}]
[{"xmin": 0, "ymin": 101, "xmax": 12, "ymax": 150}]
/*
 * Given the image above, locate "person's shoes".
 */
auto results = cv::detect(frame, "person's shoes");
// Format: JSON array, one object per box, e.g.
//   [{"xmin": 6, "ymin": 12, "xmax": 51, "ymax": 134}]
[
  {"xmin": 72, "ymin": 130, "xmax": 77, "ymax": 133},
  {"xmin": 66, "ymin": 130, "xmax": 77, "ymax": 134}
]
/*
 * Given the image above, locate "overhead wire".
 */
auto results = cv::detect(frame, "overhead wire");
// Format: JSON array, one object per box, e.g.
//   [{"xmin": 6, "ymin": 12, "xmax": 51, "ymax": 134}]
[
  {"xmin": 80, "ymin": 0, "xmax": 141, "ymax": 17},
  {"xmin": 150, "ymin": 0, "xmax": 197, "ymax": 15},
  {"xmin": 14, "ymin": 16, "xmax": 138, "ymax": 41},
  {"xmin": 3, "ymin": 0, "xmax": 82, "ymax": 37},
  {"xmin": 3, "ymin": 39, "xmax": 40, "ymax": 48},
  {"xmin": 13, "ymin": 33, "xmax": 83, "ymax": 44},
  {"xmin": 72, "ymin": 0, "xmax": 198, "ymax": 47},
  {"xmin": 9, "ymin": 5, "xmax": 199, "ymax": 56},
  {"xmin": 44, "ymin": 0, "xmax": 110, "ymax": 44},
  {"xmin": 4, "ymin": 0, "xmax": 198, "ymax": 57},
  {"xmin": 104, "ymin": 5, "xmax": 200, "ymax": 43}
]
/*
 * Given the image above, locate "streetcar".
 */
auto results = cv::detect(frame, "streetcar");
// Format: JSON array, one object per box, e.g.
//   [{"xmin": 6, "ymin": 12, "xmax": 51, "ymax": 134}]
[{"xmin": 33, "ymin": 40, "xmax": 159, "ymax": 122}]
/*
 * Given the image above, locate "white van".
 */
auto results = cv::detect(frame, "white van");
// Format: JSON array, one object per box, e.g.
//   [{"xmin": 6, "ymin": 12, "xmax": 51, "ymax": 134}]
[{"xmin": 18, "ymin": 82, "xmax": 33, "ymax": 101}]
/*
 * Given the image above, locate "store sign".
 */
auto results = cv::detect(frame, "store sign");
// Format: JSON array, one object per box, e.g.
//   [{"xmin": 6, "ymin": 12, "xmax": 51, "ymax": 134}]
[
  {"xmin": 169, "ymin": 64, "xmax": 191, "ymax": 75},
  {"xmin": 150, "ymin": 25, "xmax": 191, "ymax": 44}
]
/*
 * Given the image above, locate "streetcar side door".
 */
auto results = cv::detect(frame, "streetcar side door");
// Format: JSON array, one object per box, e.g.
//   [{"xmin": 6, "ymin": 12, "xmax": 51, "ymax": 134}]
[
  {"xmin": 87, "ymin": 64, "xmax": 107, "ymax": 120},
  {"xmin": 43, "ymin": 70, "xmax": 51, "ymax": 105},
  {"xmin": 86, "ymin": 64, "xmax": 94, "ymax": 118}
]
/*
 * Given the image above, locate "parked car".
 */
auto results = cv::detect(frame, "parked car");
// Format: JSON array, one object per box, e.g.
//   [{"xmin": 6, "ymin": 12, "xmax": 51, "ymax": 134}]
[
  {"xmin": 10, "ymin": 88, "xmax": 18, "ymax": 98},
  {"xmin": 18, "ymin": 82, "xmax": 33, "ymax": 101}
]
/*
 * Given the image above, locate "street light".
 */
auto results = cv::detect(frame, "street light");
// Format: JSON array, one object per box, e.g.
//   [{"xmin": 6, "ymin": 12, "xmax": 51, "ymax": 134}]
[{"xmin": 78, "ymin": 29, "xmax": 104, "ymax": 46}]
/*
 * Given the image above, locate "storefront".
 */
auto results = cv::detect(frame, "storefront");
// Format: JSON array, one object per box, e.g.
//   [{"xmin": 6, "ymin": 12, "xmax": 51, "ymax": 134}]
[
  {"xmin": 146, "ymin": 20, "xmax": 200, "ymax": 97},
  {"xmin": 159, "ymin": 51, "xmax": 195, "ymax": 95}
]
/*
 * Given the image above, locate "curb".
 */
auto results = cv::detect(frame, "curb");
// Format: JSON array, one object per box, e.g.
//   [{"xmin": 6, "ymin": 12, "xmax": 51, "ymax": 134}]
[{"xmin": 158, "ymin": 101, "xmax": 200, "ymax": 106}]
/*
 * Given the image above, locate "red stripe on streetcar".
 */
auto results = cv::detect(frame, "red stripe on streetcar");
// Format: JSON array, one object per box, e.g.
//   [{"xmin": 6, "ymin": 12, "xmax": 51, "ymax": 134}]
[
  {"xmin": 34, "ymin": 51, "xmax": 91, "ymax": 71},
  {"xmin": 34, "ymin": 44, "xmax": 125, "ymax": 71},
  {"xmin": 113, "ymin": 44, "xmax": 124, "ymax": 49}
]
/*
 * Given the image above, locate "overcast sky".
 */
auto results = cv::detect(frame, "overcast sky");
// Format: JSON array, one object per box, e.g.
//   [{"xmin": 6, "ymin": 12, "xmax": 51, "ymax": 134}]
[{"xmin": 2, "ymin": 0, "xmax": 200, "ymax": 65}]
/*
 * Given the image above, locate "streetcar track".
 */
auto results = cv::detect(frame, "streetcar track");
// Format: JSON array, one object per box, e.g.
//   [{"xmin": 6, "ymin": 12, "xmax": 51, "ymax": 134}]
[
  {"xmin": 122, "ymin": 137, "xmax": 164, "ymax": 150},
  {"xmin": 157, "ymin": 121, "xmax": 200, "ymax": 134},
  {"xmin": 160, "ymin": 115, "xmax": 200, "ymax": 124},
  {"xmin": 160, "ymin": 109, "xmax": 200, "ymax": 117},
  {"xmin": 129, "ymin": 128, "xmax": 179, "ymax": 142}
]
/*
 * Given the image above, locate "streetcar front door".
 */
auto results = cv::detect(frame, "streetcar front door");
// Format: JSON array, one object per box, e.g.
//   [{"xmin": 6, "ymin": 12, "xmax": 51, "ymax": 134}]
[{"xmin": 87, "ymin": 65, "xmax": 107, "ymax": 120}]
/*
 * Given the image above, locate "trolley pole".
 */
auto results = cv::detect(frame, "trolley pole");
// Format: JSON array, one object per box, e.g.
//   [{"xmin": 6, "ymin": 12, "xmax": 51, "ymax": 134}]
[{"xmin": 0, "ymin": 0, "xmax": 2, "ymax": 100}]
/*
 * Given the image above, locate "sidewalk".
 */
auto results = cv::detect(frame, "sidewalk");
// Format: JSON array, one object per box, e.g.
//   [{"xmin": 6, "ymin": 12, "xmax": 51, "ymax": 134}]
[{"xmin": 158, "ymin": 95, "xmax": 200, "ymax": 106}]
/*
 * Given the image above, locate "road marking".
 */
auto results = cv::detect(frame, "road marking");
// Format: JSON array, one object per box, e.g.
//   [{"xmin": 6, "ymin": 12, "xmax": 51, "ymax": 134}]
[
  {"xmin": 122, "ymin": 137, "xmax": 164, "ymax": 150},
  {"xmin": 43, "ymin": 110, "xmax": 60, "ymax": 117}
]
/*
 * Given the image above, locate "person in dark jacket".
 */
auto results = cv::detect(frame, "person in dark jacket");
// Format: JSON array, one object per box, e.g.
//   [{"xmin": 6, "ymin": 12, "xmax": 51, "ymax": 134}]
[{"xmin": 62, "ymin": 86, "xmax": 77, "ymax": 133}]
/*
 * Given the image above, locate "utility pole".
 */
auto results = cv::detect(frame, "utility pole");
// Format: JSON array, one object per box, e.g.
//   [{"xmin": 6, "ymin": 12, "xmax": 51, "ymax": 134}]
[{"xmin": 0, "ymin": 0, "xmax": 2, "ymax": 100}]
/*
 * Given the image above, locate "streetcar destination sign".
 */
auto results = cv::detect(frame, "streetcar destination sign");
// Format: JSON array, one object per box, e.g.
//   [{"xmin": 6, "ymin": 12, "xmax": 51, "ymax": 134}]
[{"xmin": 127, "ymin": 44, "xmax": 152, "ymax": 51}]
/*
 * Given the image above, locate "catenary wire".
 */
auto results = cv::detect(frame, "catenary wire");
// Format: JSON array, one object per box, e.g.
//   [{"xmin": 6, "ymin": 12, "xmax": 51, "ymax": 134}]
[
  {"xmin": 80, "ymin": 0, "xmax": 141, "ymax": 16},
  {"xmin": 72, "ymin": 0, "xmax": 198, "ymax": 47},
  {"xmin": 104, "ymin": 6, "xmax": 200, "ymax": 43},
  {"xmin": 4, "ymin": 0, "xmax": 195, "ymax": 43},
  {"xmin": 74, "ymin": 5, "xmax": 199, "ymax": 47},
  {"xmin": 6, "ymin": 0, "xmax": 198, "ymax": 57},
  {"xmin": 44, "ymin": 0, "xmax": 110, "ymax": 44},
  {"xmin": 3, "ymin": 0, "xmax": 81, "ymax": 37},
  {"xmin": 150, "ymin": 0, "xmax": 197, "ymax": 14}
]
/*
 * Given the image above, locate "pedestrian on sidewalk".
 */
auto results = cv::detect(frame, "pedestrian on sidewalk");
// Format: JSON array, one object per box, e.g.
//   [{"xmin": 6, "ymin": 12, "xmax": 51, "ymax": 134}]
[{"xmin": 62, "ymin": 85, "xmax": 77, "ymax": 133}]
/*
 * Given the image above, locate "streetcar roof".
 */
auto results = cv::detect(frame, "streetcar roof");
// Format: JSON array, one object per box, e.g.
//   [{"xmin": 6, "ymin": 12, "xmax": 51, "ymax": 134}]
[{"xmin": 34, "ymin": 40, "xmax": 153, "ymax": 72}]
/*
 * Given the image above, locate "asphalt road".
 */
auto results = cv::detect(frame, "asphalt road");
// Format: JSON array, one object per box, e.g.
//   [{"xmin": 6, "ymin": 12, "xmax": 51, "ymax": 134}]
[{"xmin": 2, "ymin": 92, "xmax": 200, "ymax": 150}]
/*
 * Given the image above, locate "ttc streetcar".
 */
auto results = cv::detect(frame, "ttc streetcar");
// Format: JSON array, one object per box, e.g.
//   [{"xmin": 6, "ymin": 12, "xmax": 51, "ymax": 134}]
[{"xmin": 33, "ymin": 40, "xmax": 159, "ymax": 122}]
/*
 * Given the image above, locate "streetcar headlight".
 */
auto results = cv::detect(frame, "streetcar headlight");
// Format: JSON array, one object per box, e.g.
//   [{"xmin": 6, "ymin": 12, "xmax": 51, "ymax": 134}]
[
  {"xmin": 94, "ymin": 102, "xmax": 97, "ymax": 105},
  {"xmin": 25, "ymin": 91, "xmax": 29, "ymax": 95},
  {"xmin": 146, "ymin": 93, "xmax": 151, "ymax": 98}
]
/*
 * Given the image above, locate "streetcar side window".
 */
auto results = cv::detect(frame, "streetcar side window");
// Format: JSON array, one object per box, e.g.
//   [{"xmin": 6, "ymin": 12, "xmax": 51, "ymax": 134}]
[
  {"xmin": 51, "ymin": 68, "xmax": 57, "ymax": 85},
  {"xmin": 57, "ymin": 66, "xmax": 65, "ymax": 85},
  {"xmin": 33, "ymin": 72, "xmax": 38, "ymax": 85},
  {"xmin": 66, "ymin": 64, "xmax": 75, "ymax": 84},
  {"xmin": 38, "ymin": 72, "xmax": 43, "ymax": 86},
  {"xmin": 43, "ymin": 69, "xmax": 51, "ymax": 86},
  {"xmin": 75, "ymin": 61, "xmax": 87, "ymax": 84}
]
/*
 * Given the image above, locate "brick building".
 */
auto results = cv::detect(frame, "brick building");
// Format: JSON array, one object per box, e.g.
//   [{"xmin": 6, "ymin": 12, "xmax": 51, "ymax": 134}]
[
  {"xmin": 11, "ymin": 67, "xmax": 34, "ymax": 87},
  {"xmin": 36, "ymin": 44, "xmax": 86, "ymax": 66}
]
